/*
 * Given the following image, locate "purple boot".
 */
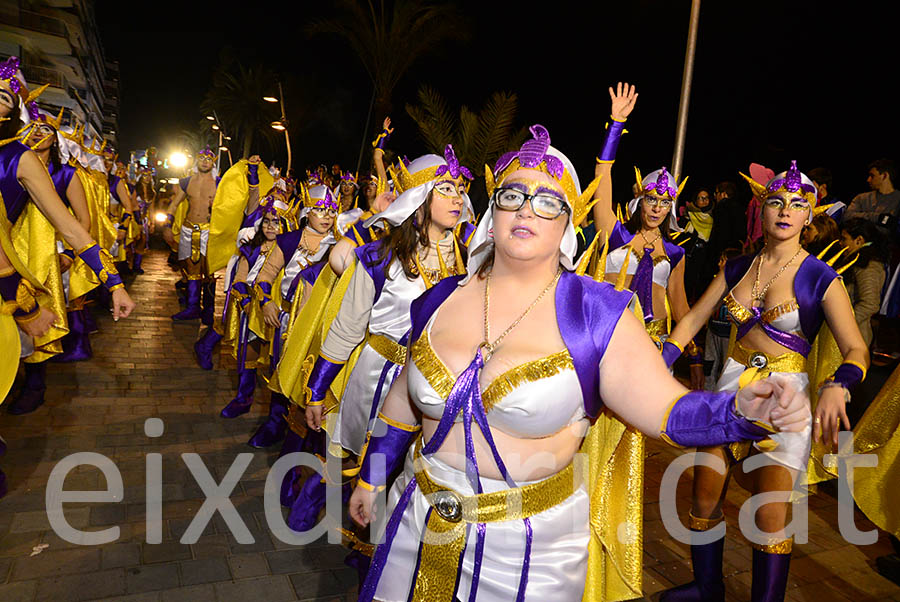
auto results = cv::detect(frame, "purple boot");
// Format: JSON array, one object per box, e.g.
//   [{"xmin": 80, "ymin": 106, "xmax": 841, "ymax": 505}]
[
  {"xmin": 659, "ymin": 532, "xmax": 725, "ymax": 602},
  {"xmin": 220, "ymin": 369, "xmax": 256, "ymax": 418},
  {"xmin": 175, "ymin": 279, "xmax": 187, "ymax": 306},
  {"xmin": 132, "ymin": 253, "xmax": 144, "ymax": 275},
  {"xmin": 247, "ymin": 393, "xmax": 288, "ymax": 448},
  {"xmin": 279, "ymin": 427, "xmax": 310, "ymax": 507},
  {"xmin": 751, "ymin": 546, "xmax": 792, "ymax": 602},
  {"xmin": 200, "ymin": 280, "xmax": 216, "ymax": 327},
  {"xmin": 7, "ymin": 362, "xmax": 47, "ymax": 415},
  {"xmin": 172, "ymin": 280, "xmax": 202, "ymax": 320},
  {"xmin": 53, "ymin": 309, "xmax": 93, "ymax": 363},
  {"xmin": 194, "ymin": 327, "xmax": 222, "ymax": 370}
]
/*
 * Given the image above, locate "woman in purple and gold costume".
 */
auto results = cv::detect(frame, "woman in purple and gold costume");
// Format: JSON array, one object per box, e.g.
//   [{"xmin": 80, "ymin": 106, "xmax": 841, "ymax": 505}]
[
  {"xmin": 659, "ymin": 162, "xmax": 869, "ymax": 602},
  {"xmin": 343, "ymin": 124, "xmax": 811, "ymax": 602},
  {"xmin": 0, "ymin": 56, "xmax": 135, "ymax": 496},
  {"xmin": 591, "ymin": 84, "xmax": 695, "ymax": 358}
]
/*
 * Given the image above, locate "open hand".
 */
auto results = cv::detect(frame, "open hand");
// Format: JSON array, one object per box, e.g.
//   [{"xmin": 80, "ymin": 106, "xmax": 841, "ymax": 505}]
[
  {"xmin": 814, "ymin": 386, "xmax": 851, "ymax": 446},
  {"xmin": 306, "ymin": 404, "xmax": 324, "ymax": 431},
  {"xmin": 609, "ymin": 82, "xmax": 638, "ymax": 121},
  {"xmin": 736, "ymin": 376, "xmax": 810, "ymax": 433},
  {"xmin": 371, "ymin": 191, "xmax": 397, "ymax": 213},
  {"xmin": 382, "ymin": 116, "xmax": 392, "ymax": 132},
  {"xmin": 17, "ymin": 307, "xmax": 58, "ymax": 338},
  {"xmin": 262, "ymin": 302, "xmax": 280, "ymax": 328}
]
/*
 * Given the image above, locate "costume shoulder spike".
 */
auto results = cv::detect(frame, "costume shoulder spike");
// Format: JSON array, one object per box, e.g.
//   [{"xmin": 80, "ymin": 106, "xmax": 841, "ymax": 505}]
[
  {"xmin": 484, "ymin": 164, "xmax": 496, "ymax": 198},
  {"xmin": 739, "ymin": 171, "xmax": 769, "ymax": 200},
  {"xmin": 634, "ymin": 166, "xmax": 643, "ymax": 195}
]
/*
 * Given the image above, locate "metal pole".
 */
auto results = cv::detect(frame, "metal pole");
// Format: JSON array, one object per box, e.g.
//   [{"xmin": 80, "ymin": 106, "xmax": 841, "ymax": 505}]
[
  {"xmin": 355, "ymin": 86, "xmax": 376, "ymax": 176},
  {"xmin": 278, "ymin": 81, "xmax": 292, "ymax": 174},
  {"xmin": 671, "ymin": 0, "xmax": 701, "ymax": 181}
]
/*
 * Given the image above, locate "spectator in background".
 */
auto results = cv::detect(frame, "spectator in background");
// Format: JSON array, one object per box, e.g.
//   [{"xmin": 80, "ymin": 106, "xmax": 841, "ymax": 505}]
[
  {"xmin": 809, "ymin": 167, "xmax": 846, "ymax": 222},
  {"xmin": 845, "ymin": 159, "xmax": 900, "ymax": 231},
  {"xmin": 681, "ymin": 188, "xmax": 714, "ymax": 301},
  {"xmin": 801, "ymin": 212, "xmax": 840, "ymax": 255},
  {"xmin": 841, "ymin": 218, "xmax": 888, "ymax": 346},
  {"xmin": 705, "ymin": 180, "xmax": 746, "ymax": 284}
]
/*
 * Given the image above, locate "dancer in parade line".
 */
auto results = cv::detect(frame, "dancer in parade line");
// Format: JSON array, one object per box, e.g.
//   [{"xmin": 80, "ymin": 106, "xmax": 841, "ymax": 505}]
[
  {"xmin": 216, "ymin": 193, "xmax": 285, "ymax": 419},
  {"xmin": 162, "ymin": 146, "xmax": 220, "ymax": 323},
  {"xmin": 590, "ymin": 83, "xmax": 695, "ymax": 358},
  {"xmin": 658, "ymin": 162, "xmax": 869, "ymax": 602},
  {"xmin": 102, "ymin": 145, "xmax": 138, "ymax": 265},
  {"xmin": 1, "ymin": 57, "xmax": 135, "ymax": 493},
  {"xmin": 244, "ymin": 184, "xmax": 339, "ymax": 448},
  {"xmin": 131, "ymin": 164, "xmax": 156, "ymax": 274},
  {"xmin": 3, "ymin": 104, "xmax": 101, "ymax": 413},
  {"xmin": 303, "ymin": 143, "xmax": 474, "ymax": 458},
  {"xmin": 344, "ymin": 123, "xmax": 811, "ymax": 602}
]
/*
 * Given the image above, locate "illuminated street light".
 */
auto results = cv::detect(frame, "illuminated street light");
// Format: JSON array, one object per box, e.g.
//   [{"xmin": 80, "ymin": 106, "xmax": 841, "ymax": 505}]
[
  {"xmin": 154, "ymin": 212, "xmax": 168, "ymax": 223},
  {"xmin": 211, "ymin": 124, "xmax": 220, "ymax": 131},
  {"xmin": 271, "ymin": 121, "xmax": 286, "ymax": 131},
  {"xmin": 219, "ymin": 146, "xmax": 229, "ymax": 152},
  {"xmin": 224, "ymin": 136, "xmax": 231, "ymax": 141},
  {"xmin": 167, "ymin": 178, "xmax": 181, "ymax": 184},
  {"xmin": 206, "ymin": 115, "xmax": 215, "ymax": 121},
  {"xmin": 263, "ymin": 96, "xmax": 278, "ymax": 103},
  {"xmin": 169, "ymin": 152, "xmax": 188, "ymax": 168}
]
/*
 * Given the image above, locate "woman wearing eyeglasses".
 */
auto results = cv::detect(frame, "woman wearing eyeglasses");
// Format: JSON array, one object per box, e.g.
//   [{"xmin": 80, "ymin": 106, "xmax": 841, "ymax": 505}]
[
  {"xmin": 345, "ymin": 123, "xmax": 810, "ymax": 602},
  {"xmin": 591, "ymin": 84, "xmax": 695, "ymax": 362},
  {"xmin": 658, "ymin": 162, "xmax": 868, "ymax": 602},
  {"xmin": 243, "ymin": 184, "xmax": 340, "ymax": 448}
]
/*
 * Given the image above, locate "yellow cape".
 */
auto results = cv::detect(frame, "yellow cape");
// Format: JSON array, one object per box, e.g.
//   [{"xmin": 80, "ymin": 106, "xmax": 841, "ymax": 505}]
[{"xmin": 207, "ymin": 160, "xmax": 275, "ymax": 273}]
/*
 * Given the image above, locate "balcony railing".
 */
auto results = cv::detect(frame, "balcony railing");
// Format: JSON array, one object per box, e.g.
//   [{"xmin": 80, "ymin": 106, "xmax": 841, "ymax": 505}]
[
  {"xmin": 21, "ymin": 64, "xmax": 67, "ymax": 89},
  {"xmin": 17, "ymin": 9, "xmax": 68, "ymax": 38}
]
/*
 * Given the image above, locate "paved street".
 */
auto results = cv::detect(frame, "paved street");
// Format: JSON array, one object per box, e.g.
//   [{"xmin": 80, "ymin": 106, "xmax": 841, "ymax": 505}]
[{"xmin": 0, "ymin": 248, "xmax": 898, "ymax": 601}]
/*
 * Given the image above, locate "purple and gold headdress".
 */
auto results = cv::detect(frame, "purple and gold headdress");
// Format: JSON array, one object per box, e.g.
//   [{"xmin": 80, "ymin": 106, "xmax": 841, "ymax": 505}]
[
  {"xmin": 394, "ymin": 144, "xmax": 473, "ymax": 194},
  {"xmin": 197, "ymin": 145, "xmax": 216, "ymax": 161},
  {"xmin": 304, "ymin": 184, "xmax": 339, "ymax": 212},
  {"xmin": 634, "ymin": 166, "xmax": 688, "ymax": 203},
  {"xmin": 740, "ymin": 160, "xmax": 817, "ymax": 207}
]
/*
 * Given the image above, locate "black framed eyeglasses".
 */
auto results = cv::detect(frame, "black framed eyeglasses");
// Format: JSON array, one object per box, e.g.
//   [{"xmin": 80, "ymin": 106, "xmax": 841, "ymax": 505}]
[{"xmin": 492, "ymin": 187, "xmax": 570, "ymax": 219}]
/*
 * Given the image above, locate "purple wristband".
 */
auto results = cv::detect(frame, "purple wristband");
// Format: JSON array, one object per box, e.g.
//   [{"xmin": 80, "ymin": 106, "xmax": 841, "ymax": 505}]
[
  {"xmin": 254, "ymin": 281, "xmax": 273, "ymax": 306},
  {"xmin": 1, "ymin": 269, "xmax": 40, "ymax": 321},
  {"xmin": 76, "ymin": 244, "xmax": 124, "ymax": 291},
  {"xmin": 372, "ymin": 129, "xmax": 391, "ymax": 150},
  {"xmin": 231, "ymin": 281, "xmax": 252, "ymax": 309},
  {"xmin": 307, "ymin": 355, "xmax": 345, "ymax": 403},
  {"xmin": 829, "ymin": 363, "xmax": 865, "ymax": 390},
  {"xmin": 357, "ymin": 418, "xmax": 418, "ymax": 490},
  {"xmin": 247, "ymin": 163, "xmax": 260, "ymax": 186},
  {"xmin": 596, "ymin": 119, "xmax": 626, "ymax": 163},
  {"xmin": 661, "ymin": 390, "xmax": 774, "ymax": 448},
  {"xmin": 661, "ymin": 341, "xmax": 682, "ymax": 368},
  {"xmin": 0, "ymin": 270, "xmax": 22, "ymax": 302}
]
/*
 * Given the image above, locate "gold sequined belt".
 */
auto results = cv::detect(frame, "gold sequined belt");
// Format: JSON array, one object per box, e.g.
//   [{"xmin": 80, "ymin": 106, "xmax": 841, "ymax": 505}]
[
  {"xmin": 646, "ymin": 318, "xmax": 669, "ymax": 347},
  {"xmin": 413, "ymin": 442, "xmax": 580, "ymax": 524},
  {"xmin": 407, "ymin": 439, "xmax": 580, "ymax": 602},
  {"xmin": 184, "ymin": 220, "xmax": 209, "ymax": 263},
  {"xmin": 366, "ymin": 331, "xmax": 406, "ymax": 366},
  {"xmin": 730, "ymin": 341, "xmax": 806, "ymax": 376}
]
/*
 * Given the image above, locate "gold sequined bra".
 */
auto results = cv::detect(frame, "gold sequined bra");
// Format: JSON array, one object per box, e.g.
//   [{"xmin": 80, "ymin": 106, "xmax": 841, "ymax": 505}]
[{"xmin": 408, "ymin": 326, "xmax": 585, "ymax": 439}]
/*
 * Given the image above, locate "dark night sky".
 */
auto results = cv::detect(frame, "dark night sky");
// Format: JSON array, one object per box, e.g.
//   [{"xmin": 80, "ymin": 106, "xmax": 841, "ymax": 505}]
[{"xmin": 97, "ymin": 1, "xmax": 900, "ymax": 205}]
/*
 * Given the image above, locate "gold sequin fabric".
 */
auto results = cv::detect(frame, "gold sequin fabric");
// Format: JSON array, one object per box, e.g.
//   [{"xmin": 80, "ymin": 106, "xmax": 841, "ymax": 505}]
[
  {"xmin": 366, "ymin": 331, "xmax": 406, "ymax": 366},
  {"xmin": 481, "ymin": 350, "xmax": 574, "ymax": 412}
]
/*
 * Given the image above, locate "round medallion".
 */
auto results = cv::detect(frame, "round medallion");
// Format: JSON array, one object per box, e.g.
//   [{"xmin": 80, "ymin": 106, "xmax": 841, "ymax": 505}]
[
  {"xmin": 748, "ymin": 352, "xmax": 768, "ymax": 369},
  {"xmin": 432, "ymin": 490, "xmax": 463, "ymax": 523}
]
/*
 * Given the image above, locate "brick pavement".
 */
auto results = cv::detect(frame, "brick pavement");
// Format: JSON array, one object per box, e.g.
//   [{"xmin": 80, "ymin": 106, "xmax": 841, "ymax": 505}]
[{"xmin": 0, "ymin": 247, "xmax": 897, "ymax": 601}]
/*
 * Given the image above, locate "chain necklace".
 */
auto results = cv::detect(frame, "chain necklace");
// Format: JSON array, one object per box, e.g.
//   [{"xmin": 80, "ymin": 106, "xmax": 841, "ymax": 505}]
[
  {"xmin": 638, "ymin": 228, "xmax": 661, "ymax": 251},
  {"xmin": 751, "ymin": 246, "xmax": 803, "ymax": 306},
  {"xmin": 481, "ymin": 268, "xmax": 562, "ymax": 361}
]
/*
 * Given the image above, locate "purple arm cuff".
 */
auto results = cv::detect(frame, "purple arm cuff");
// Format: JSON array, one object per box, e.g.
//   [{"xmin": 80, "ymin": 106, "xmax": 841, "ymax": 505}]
[
  {"xmin": 829, "ymin": 363, "xmax": 865, "ymax": 389},
  {"xmin": 247, "ymin": 163, "xmax": 259, "ymax": 186},
  {"xmin": 372, "ymin": 129, "xmax": 391, "ymax": 150},
  {"xmin": 307, "ymin": 355, "xmax": 345, "ymax": 403},
  {"xmin": 661, "ymin": 390, "xmax": 774, "ymax": 448},
  {"xmin": 254, "ymin": 281, "xmax": 273, "ymax": 306},
  {"xmin": 596, "ymin": 119, "xmax": 626, "ymax": 163},
  {"xmin": 661, "ymin": 341, "xmax": 682, "ymax": 368},
  {"xmin": 61, "ymin": 249, "xmax": 75, "ymax": 260},
  {"xmin": 76, "ymin": 244, "xmax": 123, "ymax": 291},
  {"xmin": 358, "ymin": 421, "xmax": 418, "ymax": 490}
]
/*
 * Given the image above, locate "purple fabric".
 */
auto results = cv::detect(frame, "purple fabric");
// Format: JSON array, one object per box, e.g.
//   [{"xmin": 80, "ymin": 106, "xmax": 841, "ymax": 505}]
[
  {"xmin": 355, "ymin": 240, "xmax": 390, "ymax": 304},
  {"xmin": 434, "ymin": 144, "xmax": 473, "ymax": 180},
  {"xmin": 723, "ymin": 254, "xmax": 754, "ymax": 290},
  {"xmin": 48, "ymin": 162, "xmax": 76, "ymax": 205},
  {"xmin": 830, "ymin": 363, "xmax": 864, "ymax": 389},
  {"xmin": 77, "ymin": 244, "xmax": 123, "ymax": 291},
  {"xmin": 179, "ymin": 176, "xmax": 190, "ymax": 193},
  {"xmin": 662, "ymin": 341, "xmax": 682, "ymax": 368},
  {"xmin": 275, "ymin": 229, "xmax": 304, "ymax": 264},
  {"xmin": 608, "ymin": 221, "xmax": 634, "ymax": 250},
  {"xmin": 194, "ymin": 327, "xmax": 221, "ymax": 371},
  {"xmin": 793, "ymin": 255, "xmax": 838, "ymax": 343},
  {"xmin": 659, "ymin": 534, "xmax": 725, "ymax": 601},
  {"xmin": 278, "ymin": 429, "xmax": 309, "ymax": 507},
  {"xmin": 0, "ymin": 141, "xmax": 30, "ymax": 223},
  {"xmin": 231, "ymin": 281, "xmax": 252, "ymax": 309},
  {"xmin": 597, "ymin": 119, "xmax": 626, "ymax": 162},
  {"xmin": 0, "ymin": 270, "xmax": 21, "ymax": 302},
  {"xmin": 750, "ymin": 547, "xmax": 791, "ymax": 602},
  {"xmin": 663, "ymin": 238, "xmax": 686, "ymax": 267},
  {"xmin": 357, "ymin": 420, "xmax": 418, "ymax": 490},
  {"xmin": 664, "ymin": 390, "xmax": 772, "ymax": 448},
  {"xmin": 735, "ymin": 305, "xmax": 811, "ymax": 356},
  {"xmin": 494, "ymin": 125, "xmax": 564, "ymax": 179},
  {"xmin": 108, "ymin": 175, "xmax": 123, "ymax": 203},
  {"xmin": 247, "ymin": 163, "xmax": 259, "ymax": 186},
  {"xmin": 516, "ymin": 518, "xmax": 533, "ymax": 602},
  {"xmin": 631, "ymin": 247, "xmax": 655, "ymax": 322},
  {"xmin": 644, "ymin": 168, "xmax": 678, "ymax": 199},
  {"xmin": 767, "ymin": 160, "xmax": 815, "ymax": 196},
  {"xmin": 307, "ymin": 356, "xmax": 345, "ymax": 402},
  {"xmin": 54, "ymin": 310, "xmax": 93, "ymax": 362}
]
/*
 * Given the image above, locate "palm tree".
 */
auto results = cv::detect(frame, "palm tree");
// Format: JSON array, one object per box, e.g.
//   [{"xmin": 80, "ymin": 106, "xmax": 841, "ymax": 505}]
[
  {"xmin": 406, "ymin": 85, "xmax": 528, "ymax": 210},
  {"xmin": 307, "ymin": 0, "xmax": 469, "ymax": 120},
  {"xmin": 200, "ymin": 55, "xmax": 279, "ymax": 159}
]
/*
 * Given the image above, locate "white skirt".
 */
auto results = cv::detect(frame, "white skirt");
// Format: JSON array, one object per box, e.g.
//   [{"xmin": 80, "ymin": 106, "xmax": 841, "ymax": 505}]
[
  {"xmin": 331, "ymin": 343, "xmax": 402, "ymax": 455},
  {"xmin": 177, "ymin": 224, "xmax": 209, "ymax": 261},
  {"xmin": 374, "ymin": 449, "xmax": 590, "ymax": 602},
  {"xmin": 715, "ymin": 358, "xmax": 811, "ymax": 472}
]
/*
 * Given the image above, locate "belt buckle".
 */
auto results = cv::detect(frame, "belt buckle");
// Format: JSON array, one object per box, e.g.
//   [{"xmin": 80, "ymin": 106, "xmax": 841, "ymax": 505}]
[
  {"xmin": 432, "ymin": 490, "xmax": 463, "ymax": 523},
  {"xmin": 192, "ymin": 224, "xmax": 201, "ymax": 231},
  {"xmin": 748, "ymin": 352, "xmax": 768, "ymax": 369}
]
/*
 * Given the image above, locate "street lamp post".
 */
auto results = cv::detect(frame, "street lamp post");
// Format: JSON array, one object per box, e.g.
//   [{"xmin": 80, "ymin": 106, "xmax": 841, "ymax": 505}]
[
  {"xmin": 208, "ymin": 111, "xmax": 233, "ymax": 168},
  {"xmin": 265, "ymin": 81, "xmax": 292, "ymax": 174},
  {"xmin": 671, "ymin": 0, "xmax": 702, "ymax": 182}
]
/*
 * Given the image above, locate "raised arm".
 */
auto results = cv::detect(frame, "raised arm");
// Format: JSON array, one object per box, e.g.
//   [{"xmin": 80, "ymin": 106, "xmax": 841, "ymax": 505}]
[
  {"xmin": 245, "ymin": 156, "xmax": 261, "ymax": 214},
  {"xmin": 372, "ymin": 117, "xmax": 392, "ymax": 184},
  {"xmin": 592, "ymin": 82, "xmax": 637, "ymax": 238}
]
